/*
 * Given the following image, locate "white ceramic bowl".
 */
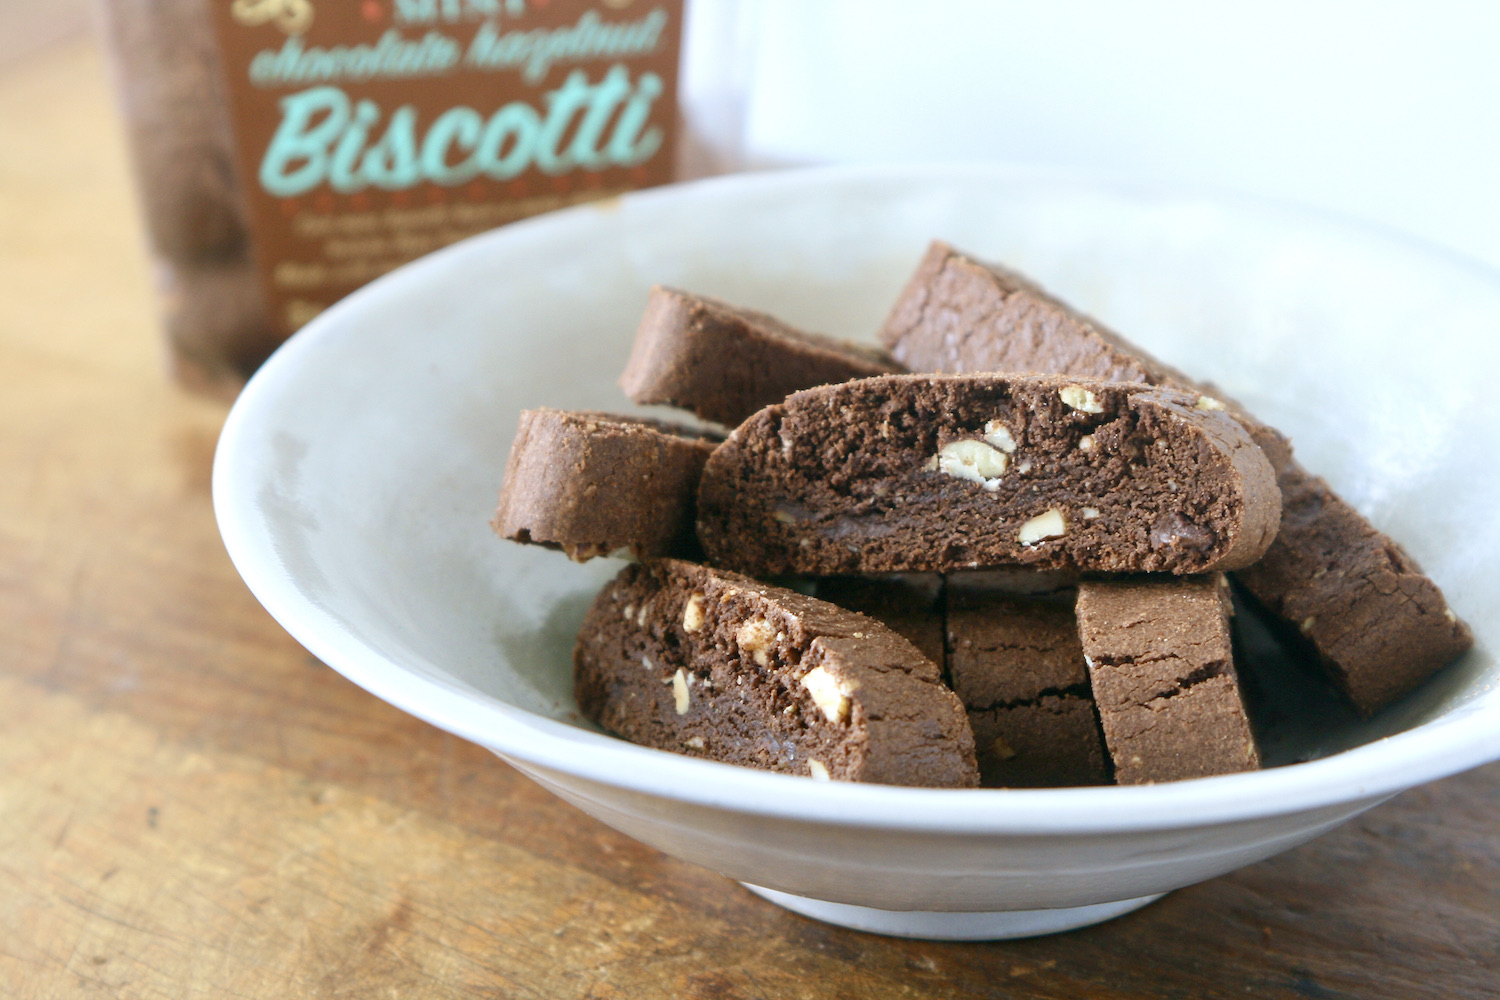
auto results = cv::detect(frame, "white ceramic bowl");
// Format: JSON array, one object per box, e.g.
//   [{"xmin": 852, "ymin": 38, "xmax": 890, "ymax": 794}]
[{"xmin": 213, "ymin": 165, "xmax": 1499, "ymax": 940}]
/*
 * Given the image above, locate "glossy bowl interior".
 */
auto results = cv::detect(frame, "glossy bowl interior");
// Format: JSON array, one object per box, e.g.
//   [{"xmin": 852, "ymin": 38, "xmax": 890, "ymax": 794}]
[{"xmin": 214, "ymin": 165, "xmax": 1499, "ymax": 939}]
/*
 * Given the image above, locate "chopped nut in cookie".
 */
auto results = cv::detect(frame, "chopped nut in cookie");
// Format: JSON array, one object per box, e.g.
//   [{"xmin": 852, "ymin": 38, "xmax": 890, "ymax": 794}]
[
  {"xmin": 933, "ymin": 438, "xmax": 1009, "ymax": 489},
  {"xmin": 800, "ymin": 665, "xmax": 855, "ymax": 723},
  {"xmin": 736, "ymin": 617, "xmax": 778, "ymax": 667},
  {"xmin": 1018, "ymin": 508, "xmax": 1067, "ymax": 545},
  {"xmin": 682, "ymin": 593, "xmax": 705, "ymax": 632},
  {"xmin": 982, "ymin": 420, "xmax": 1017, "ymax": 452},
  {"xmin": 1059, "ymin": 384, "xmax": 1103, "ymax": 413}
]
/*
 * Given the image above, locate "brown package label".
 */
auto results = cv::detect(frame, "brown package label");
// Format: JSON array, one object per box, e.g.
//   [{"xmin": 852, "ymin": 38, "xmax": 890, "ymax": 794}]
[{"xmin": 210, "ymin": 0, "xmax": 683, "ymax": 339}]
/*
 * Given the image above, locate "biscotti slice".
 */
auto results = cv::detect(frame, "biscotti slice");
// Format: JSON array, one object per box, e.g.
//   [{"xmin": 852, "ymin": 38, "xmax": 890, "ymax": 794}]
[
  {"xmin": 1075, "ymin": 576, "xmax": 1260, "ymax": 784},
  {"xmin": 946, "ymin": 581, "xmax": 1109, "ymax": 788},
  {"xmin": 880, "ymin": 241, "xmax": 1200, "ymax": 392},
  {"xmin": 574, "ymin": 560, "xmax": 979, "ymax": 787},
  {"xmin": 620, "ymin": 286, "xmax": 904, "ymax": 428},
  {"xmin": 882, "ymin": 241, "xmax": 1299, "ymax": 464},
  {"xmin": 879, "ymin": 240, "xmax": 1472, "ymax": 715},
  {"xmin": 493, "ymin": 409, "xmax": 719, "ymax": 561},
  {"xmin": 696, "ymin": 373, "xmax": 1281, "ymax": 577},
  {"xmin": 809, "ymin": 574, "xmax": 946, "ymax": 667},
  {"xmin": 1233, "ymin": 469, "xmax": 1472, "ymax": 714}
]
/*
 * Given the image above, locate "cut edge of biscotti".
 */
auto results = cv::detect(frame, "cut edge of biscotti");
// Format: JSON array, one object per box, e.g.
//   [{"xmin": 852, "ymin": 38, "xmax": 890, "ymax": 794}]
[
  {"xmin": 619, "ymin": 285, "xmax": 904, "ymax": 428},
  {"xmin": 573, "ymin": 559, "xmax": 980, "ymax": 788},
  {"xmin": 493, "ymin": 408, "xmax": 721, "ymax": 562},
  {"xmin": 696, "ymin": 372, "xmax": 1282, "ymax": 578}
]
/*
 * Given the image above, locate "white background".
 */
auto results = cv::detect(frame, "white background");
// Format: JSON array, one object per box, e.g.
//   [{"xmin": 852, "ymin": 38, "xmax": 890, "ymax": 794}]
[{"xmin": 686, "ymin": 0, "xmax": 1500, "ymax": 272}]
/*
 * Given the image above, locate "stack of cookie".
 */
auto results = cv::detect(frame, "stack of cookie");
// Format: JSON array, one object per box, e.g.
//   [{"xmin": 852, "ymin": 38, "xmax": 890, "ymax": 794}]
[{"xmin": 492, "ymin": 244, "xmax": 1474, "ymax": 788}]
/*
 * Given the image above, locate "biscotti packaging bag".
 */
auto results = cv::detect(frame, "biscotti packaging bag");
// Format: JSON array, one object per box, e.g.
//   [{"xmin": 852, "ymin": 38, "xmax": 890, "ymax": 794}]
[{"xmin": 99, "ymin": 0, "xmax": 686, "ymax": 397}]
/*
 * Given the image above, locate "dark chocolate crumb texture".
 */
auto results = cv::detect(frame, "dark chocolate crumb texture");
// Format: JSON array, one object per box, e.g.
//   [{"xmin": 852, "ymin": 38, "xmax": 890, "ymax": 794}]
[
  {"xmin": 879, "ymin": 240, "xmax": 1472, "ymax": 715},
  {"xmin": 493, "ymin": 409, "xmax": 719, "ymax": 562},
  {"xmin": 697, "ymin": 373, "xmax": 1281, "ymax": 577},
  {"xmin": 945, "ymin": 581, "xmax": 1109, "ymax": 788},
  {"xmin": 620, "ymin": 286, "xmax": 903, "ymax": 428},
  {"xmin": 1076, "ymin": 576, "xmax": 1260, "ymax": 784},
  {"xmin": 574, "ymin": 559, "xmax": 979, "ymax": 787}
]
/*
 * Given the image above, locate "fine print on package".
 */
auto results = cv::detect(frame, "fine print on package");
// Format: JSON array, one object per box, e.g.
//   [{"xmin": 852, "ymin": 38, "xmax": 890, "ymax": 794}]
[{"xmin": 101, "ymin": 0, "xmax": 684, "ymax": 396}]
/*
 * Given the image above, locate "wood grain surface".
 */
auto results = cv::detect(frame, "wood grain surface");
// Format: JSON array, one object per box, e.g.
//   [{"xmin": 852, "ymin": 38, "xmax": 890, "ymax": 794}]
[{"xmin": 1, "ymin": 36, "xmax": 1496, "ymax": 1000}]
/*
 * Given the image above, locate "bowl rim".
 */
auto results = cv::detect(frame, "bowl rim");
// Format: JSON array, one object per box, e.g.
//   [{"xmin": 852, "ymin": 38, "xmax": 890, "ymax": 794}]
[{"xmin": 213, "ymin": 161, "xmax": 1500, "ymax": 835}]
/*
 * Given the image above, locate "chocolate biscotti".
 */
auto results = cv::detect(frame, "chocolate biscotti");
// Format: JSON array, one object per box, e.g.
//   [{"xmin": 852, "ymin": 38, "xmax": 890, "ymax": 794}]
[
  {"xmin": 620, "ymin": 286, "xmax": 903, "ymax": 428},
  {"xmin": 880, "ymin": 241, "xmax": 1196, "ymax": 393},
  {"xmin": 945, "ymin": 582, "xmax": 1109, "ymax": 788},
  {"xmin": 1233, "ymin": 470, "xmax": 1473, "ymax": 714},
  {"xmin": 809, "ymin": 574, "xmax": 947, "ymax": 667},
  {"xmin": 697, "ymin": 373, "xmax": 1281, "ymax": 577},
  {"xmin": 879, "ymin": 240, "xmax": 1472, "ymax": 715},
  {"xmin": 574, "ymin": 560, "xmax": 979, "ymax": 787},
  {"xmin": 493, "ymin": 409, "xmax": 719, "ymax": 562},
  {"xmin": 1076, "ymin": 576, "xmax": 1260, "ymax": 784}
]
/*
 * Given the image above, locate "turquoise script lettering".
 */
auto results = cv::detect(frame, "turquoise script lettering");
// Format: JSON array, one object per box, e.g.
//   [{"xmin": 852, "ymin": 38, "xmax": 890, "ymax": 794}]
[{"xmin": 258, "ymin": 67, "xmax": 662, "ymax": 197}]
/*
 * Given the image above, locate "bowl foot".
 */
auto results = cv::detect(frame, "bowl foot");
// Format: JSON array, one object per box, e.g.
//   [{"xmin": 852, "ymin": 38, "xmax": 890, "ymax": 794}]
[{"xmin": 740, "ymin": 884, "xmax": 1166, "ymax": 940}]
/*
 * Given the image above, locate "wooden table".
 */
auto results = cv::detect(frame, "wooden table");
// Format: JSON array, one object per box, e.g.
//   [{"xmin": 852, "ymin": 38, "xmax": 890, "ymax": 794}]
[{"xmin": 2, "ymin": 36, "xmax": 1496, "ymax": 1000}]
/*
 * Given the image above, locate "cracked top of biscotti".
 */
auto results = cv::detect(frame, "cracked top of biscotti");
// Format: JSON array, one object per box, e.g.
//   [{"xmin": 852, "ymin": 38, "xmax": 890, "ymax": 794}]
[
  {"xmin": 943, "ymin": 583, "xmax": 1109, "ymax": 788},
  {"xmin": 696, "ymin": 373, "xmax": 1281, "ymax": 577},
  {"xmin": 1076, "ymin": 576, "xmax": 1238, "ymax": 685},
  {"xmin": 946, "ymin": 585, "xmax": 1087, "ymax": 710},
  {"xmin": 1076, "ymin": 575, "xmax": 1260, "ymax": 783}
]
